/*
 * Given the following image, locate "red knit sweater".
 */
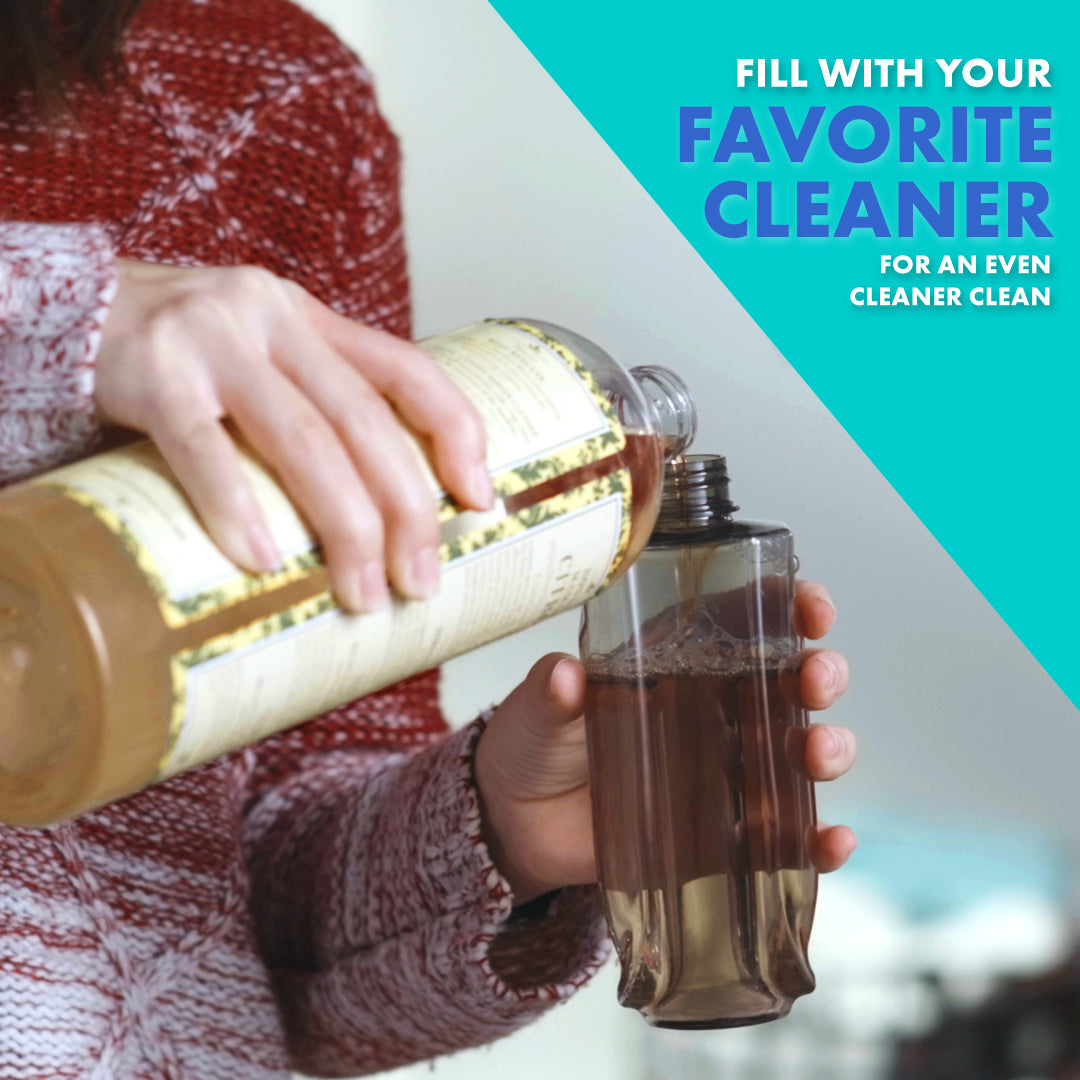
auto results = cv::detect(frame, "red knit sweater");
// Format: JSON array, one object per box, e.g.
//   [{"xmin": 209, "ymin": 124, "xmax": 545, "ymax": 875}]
[{"xmin": 0, "ymin": 1, "xmax": 607, "ymax": 1076}]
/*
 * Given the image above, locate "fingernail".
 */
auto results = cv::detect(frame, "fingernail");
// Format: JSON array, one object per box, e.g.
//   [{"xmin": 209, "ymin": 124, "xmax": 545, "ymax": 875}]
[
  {"xmin": 360, "ymin": 561, "xmax": 390, "ymax": 610},
  {"xmin": 246, "ymin": 523, "xmax": 281, "ymax": 573},
  {"xmin": 336, "ymin": 569, "xmax": 365, "ymax": 612},
  {"xmin": 821, "ymin": 657, "xmax": 840, "ymax": 691},
  {"xmin": 548, "ymin": 658, "xmax": 573, "ymax": 701},
  {"xmin": 828, "ymin": 728, "xmax": 846, "ymax": 759},
  {"xmin": 407, "ymin": 547, "xmax": 441, "ymax": 599},
  {"xmin": 469, "ymin": 463, "xmax": 494, "ymax": 510}
]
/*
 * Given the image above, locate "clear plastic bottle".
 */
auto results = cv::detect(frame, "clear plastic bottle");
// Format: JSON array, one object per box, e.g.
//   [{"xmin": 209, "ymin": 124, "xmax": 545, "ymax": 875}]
[
  {"xmin": 0, "ymin": 318, "xmax": 694, "ymax": 825},
  {"xmin": 581, "ymin": 453, "xmax": 817, "ymax": 1028}
]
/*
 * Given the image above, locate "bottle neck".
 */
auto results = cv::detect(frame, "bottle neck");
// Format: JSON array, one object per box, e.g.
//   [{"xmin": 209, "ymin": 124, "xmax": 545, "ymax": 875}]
[
  {"xmin": 498, "ymin": 319, "xmax": 697, "ymax": 461},
  {"xmin": 655, "ymin": 454, "xmax": 739, "ymax": 532},
  {"xmin": 629, "ymin": 365, "xmax": 696, "ymax": 460}
]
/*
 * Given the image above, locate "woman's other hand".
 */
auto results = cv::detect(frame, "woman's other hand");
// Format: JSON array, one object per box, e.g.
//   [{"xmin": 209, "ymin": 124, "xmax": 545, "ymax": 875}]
[{"xmin": 475, "ymin": 580, "xmax": 856, "ymax": 904}]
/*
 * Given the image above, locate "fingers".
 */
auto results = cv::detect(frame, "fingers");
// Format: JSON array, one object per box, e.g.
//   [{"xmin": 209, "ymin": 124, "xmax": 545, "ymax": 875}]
[
  {"xmin": 797, "ymin": 647, "xmax": 849, "ymax": 710},
  {"xmin": 803, "ymin": 723, "xmax": 857, "ymax": 781},
  {"xmin": 224, "ymin": 366, "xmax": 389, "ymax": 612},
  {"xmin": 97, "ymin": 264, "xmax": 493, "ymax": 610},
  {"xmin": 809, "ymin": 823, "xmax": 858, "ymax": 873},
  {"xmin": 794, "ymin": 580, "xmax": 836, "ymax": 639},
  {"xmin": 482, "ymin": 653, "xmax": 589, "ymax": 803},
  {"xmin": 152, "ymin": 411, "xmax": 280, "ymax": 574},
  {"xmin": 296, "ymin": 293, "xmax": 493, "ymax": 511},
  {"xmin": 270, "ymin": 321, "xmax": 443, "ymax": 602},
  {"xmin": 139, "ymin": 324, "xmax": 281, "ymax": 575}
]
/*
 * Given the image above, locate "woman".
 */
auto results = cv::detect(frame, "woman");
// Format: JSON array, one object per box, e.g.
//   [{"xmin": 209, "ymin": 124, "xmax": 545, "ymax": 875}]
[{"xmin": 0, "ymin": 0, "xmax": 857, "ymax": 1074}]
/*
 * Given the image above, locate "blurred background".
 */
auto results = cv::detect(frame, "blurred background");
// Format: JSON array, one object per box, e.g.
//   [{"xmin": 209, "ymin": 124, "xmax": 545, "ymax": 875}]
[{"xmin": 298, "ymin": 2, "xmax": 1080, "ymax": 1076}]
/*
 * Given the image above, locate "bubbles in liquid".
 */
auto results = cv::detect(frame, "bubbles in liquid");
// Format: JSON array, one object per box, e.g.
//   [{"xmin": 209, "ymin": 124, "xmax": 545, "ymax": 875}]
[{"xmin": 587, "ymin": 608, "xmax": 796, "ymax": 684}]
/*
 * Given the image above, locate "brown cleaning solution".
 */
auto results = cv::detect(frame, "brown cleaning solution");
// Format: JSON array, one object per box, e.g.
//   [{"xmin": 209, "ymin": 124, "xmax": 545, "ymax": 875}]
[
  {"xmin": 0, "ymin": 437, "xmax": 662, "ymax": 826},
  {"xmin": 586, "ymin": 652, "xmax": 816, "ymax": 1028},
  {"xmin": 580, "ymin": 454, "xmax": 816, "ymax": 1028},
  {"xmin": 0, "ymin": 319, "xmax": 689, "ymax": 826}
]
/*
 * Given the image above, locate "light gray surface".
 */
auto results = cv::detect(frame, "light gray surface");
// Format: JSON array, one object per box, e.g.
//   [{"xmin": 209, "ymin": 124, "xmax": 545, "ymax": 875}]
[{"xmin": 297, "ymin": 2, "xmax": 1079, "ymax": 1076}]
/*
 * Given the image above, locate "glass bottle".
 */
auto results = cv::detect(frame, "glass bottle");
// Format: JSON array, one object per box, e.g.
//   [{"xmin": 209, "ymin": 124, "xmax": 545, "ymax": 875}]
[
  {"xmin": 581, "ymin": 453, "xmax": 817, "ymax": 1028},
  {"xmin": 0, "ymin": 318, "xmax": 694, "ymax": 825}
]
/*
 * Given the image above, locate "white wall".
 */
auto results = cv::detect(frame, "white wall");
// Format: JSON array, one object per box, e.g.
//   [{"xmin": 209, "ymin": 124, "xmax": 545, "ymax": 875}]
[
  {"xmin": 294, "ymin": 1, "xmax": 1080, "ymax": 1076},
  {"xmin": 315, "ymin": 0, "xmax": 1077, "ymax": 843}
]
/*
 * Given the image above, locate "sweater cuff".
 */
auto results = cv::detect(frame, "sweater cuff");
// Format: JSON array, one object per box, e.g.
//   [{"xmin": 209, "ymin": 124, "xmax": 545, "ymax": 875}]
[
  {"xmin": 437, "ymin": 717, "xmax": 612, "ymax": 996},
  {"xmin": 0, "ymin": 223, "xmax": 116, "ymax": 483},
  {"xmin": 349, "ymin": 717, "xmax": 611, "ymax": 997},
  {"xmin": 247, "ymin": 720, "xmax": 612, "ymax": 1075}
]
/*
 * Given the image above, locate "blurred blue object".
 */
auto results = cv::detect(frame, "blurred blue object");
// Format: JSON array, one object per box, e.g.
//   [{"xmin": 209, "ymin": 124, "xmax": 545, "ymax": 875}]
[{"xmin": 837, "ymin": 808, "xmax": 1075, "ymax": 920}]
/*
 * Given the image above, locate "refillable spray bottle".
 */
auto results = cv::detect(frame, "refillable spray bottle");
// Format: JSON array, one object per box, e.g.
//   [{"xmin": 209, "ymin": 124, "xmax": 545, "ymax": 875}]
[{"xmin": 581, "ymin": 454, "xmax": 817, "ymax": 1028}]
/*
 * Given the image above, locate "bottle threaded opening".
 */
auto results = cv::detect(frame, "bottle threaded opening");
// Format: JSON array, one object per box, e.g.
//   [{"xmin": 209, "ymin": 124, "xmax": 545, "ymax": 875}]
[
  {"xmin": 629, "ymin": 365, "xmax": 697, "ymax": 460},
  {"xmin": 656, "ymin": 454, "xmax": 739, "ymax": 530}
]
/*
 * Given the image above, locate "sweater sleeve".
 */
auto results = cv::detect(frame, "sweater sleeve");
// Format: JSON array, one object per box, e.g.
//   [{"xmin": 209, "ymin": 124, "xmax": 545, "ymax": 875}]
[
  {"xmin": 237, "ymin": 46, "xmax": 608, "ymax": 1076},
  {"xmin": 0, "ymin": 222, "xmax": 115, "ymax": 486},
  {"xmin": 241, "ymin": 718, "xmax": 610, "ymax": 1078}
]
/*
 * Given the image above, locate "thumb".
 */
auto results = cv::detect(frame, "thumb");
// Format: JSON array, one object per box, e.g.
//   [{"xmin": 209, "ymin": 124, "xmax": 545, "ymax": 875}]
[
  {"xmin": 501, "ymin": 653, "xmax": 586, "ymax": 734},
  {"xmin": 481, "ymin": 653, "xmax": 588, "ymax": 801}
]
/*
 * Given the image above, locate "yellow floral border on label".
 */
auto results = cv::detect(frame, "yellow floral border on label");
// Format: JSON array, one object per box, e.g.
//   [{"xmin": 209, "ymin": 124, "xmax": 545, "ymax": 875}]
[
  {"xmin": 158, "ymin": 468, "xmax": 632, "ymax": 777},
  {"xmin": 49, "ymin": 322, "xmax": 628, "ymax": 629},
  {"xmin": 35, "ymin": 482, "xmax": 323, "ymax": 630}
]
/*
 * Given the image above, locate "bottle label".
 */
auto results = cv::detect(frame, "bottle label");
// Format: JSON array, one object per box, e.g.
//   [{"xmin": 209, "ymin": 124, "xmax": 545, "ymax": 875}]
[
  {"xmin": 40, "ymin": 442, "xmax": 322, "ymax": 625},
  {"xmin": 35, "ymin": 321, "xmax": 628, "ymax": 626},
  {"xmin": 160, "ymin": 484, "xmax": 625, "ymax": 777},
  {"xmin": 31, "ymin": 321, "xmax": 636, "ymax": 775}
]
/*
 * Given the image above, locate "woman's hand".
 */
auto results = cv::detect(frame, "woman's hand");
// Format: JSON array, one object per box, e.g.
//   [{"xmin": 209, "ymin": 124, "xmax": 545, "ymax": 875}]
[
  {"xmin": 475, "ymin": 580, "xmax": 857, "ymax": 905},
  {"xmin": 95, "ymin": 260, "xmax": 493, "ymax": 611}
]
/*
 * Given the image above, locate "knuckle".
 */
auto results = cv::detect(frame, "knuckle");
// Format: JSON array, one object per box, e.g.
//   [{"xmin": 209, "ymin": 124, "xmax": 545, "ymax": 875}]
[
  {"xmin": 286, "ymin": 410, "xmax": 333, "ymax": 458},
  {"xmin": 382, "ymin": 339, "xmax": 431, "ymax": 376},
  {"xmin": 166, "ymin": 415, "xmax": 221, "ymax": 462},
  {"xmin": 323, "ymin": 516, "xmax": 384, "ymax": 561},
  {"xmin": 275, "ymin": 274, "xmax": 309, "ymax": 305},
  {"xmin": 140, "ymin": 365, "xmax": 200, "ymax": 426},
  {"xmin": 172, "ymin": 289, "xmax": 228, "ymax": 325},
  {"xmin": 141, "ymin": 307, "xmax": 186, "ymax": 364},
  {"xmin": 136, "ymin": 321, "xmax": 222, "ymax": 427},
  {"xmin": 231, "ymin": 264, "xmax": 278, "ymax": 296},
  {"xmin": 340, "ymin": 387, "xmax": 395, "ymax": 432},
  {"xmin": 383, "ymin": 486, "xmax": 438, "ymax": 541},
  {"xmin": 214, "ymin": 265, "xmax": 288, "ymax": 313},
  {"xmin": 149, "ymin": 384, "xmax": 199, "ymax": 429},
  {"xmin": 146, "ymin": 292, "xmax": 230, "ymax": 352},
  {"xmin": 138, "ymin": 335, "xmax": 179, "ymax": 390}
]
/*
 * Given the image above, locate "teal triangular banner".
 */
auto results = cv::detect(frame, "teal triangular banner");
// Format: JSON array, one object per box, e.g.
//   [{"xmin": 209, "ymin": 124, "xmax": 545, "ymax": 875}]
[{"xmin": 489, "ymin": 2, "xmax": 1077, "ymax": 706}]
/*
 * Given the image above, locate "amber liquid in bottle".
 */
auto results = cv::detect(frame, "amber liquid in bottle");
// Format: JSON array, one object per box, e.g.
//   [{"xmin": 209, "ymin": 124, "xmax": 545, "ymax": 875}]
[
  {"xmin": 581, "ymin": 455, "xmax": 817, "ymax": 1028},
  {"xmin": 1, "ymin": 314, "xmax": 692, "ymax": 826},
  {"xmin": 586, "ymin": 653, "xmax": 816, "ymax": 1027},
  {"xmin": 0, "ymin": 432, "xmax": 662, "ymax": 826},
  {"xmin": 505, "ymin": 432, "xmax": 662, "ymax": 565}
]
